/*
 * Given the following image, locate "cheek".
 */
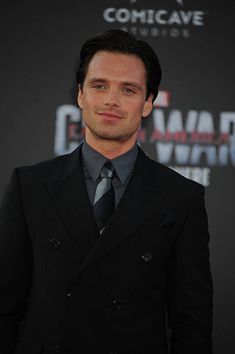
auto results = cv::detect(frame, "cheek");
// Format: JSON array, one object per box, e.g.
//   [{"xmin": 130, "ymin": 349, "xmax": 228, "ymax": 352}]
[
  {"xmin": 80, "ymin": 98, "xmax": 92, "ymax": 113},
  {"xmin": 83, "ymin": 93, "xmax": 101, "ymax": 110},
  {"xmin": 129, "ymin": 102, "xmax": 146, "ymax": 118}
]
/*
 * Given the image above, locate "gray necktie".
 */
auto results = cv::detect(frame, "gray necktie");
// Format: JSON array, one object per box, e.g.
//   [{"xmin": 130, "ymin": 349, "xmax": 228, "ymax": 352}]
[{"xmin": 93, "ymin": 161, "xmax": 115, "ymax": 231}]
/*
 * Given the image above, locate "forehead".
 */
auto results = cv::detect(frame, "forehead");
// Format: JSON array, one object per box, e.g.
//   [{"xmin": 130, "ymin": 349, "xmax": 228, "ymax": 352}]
[{"xmin": 85, "ymin": 51, "xmax": 147, "ymax": 85}]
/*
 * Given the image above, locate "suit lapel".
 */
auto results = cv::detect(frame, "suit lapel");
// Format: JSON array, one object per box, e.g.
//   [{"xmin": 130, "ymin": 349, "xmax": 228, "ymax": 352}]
[
  {"xmin": 46, "ymin": 146, "xmax": 99, "ymax": 248},
  {"xmin": 72, "ymin": 148, "xmax": 168, "ymax": 279}
]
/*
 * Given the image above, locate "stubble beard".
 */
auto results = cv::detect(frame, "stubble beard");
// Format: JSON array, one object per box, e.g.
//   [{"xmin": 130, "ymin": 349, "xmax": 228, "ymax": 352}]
[{"xmin": 85, "ymin": 121, "xmax": 139, "ymax": 144}]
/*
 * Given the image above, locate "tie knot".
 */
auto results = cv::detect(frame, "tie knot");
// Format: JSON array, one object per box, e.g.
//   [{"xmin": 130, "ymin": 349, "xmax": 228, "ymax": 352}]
[{"xmin": 100, "ymin": 161, "xmax": 115, "ymax": 179}]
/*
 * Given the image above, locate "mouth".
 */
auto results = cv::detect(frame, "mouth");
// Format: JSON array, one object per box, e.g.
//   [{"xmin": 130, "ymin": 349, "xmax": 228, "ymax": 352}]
[{"xmin": 97, "ymin": 111, "xmax": 124, "ymax": 119}]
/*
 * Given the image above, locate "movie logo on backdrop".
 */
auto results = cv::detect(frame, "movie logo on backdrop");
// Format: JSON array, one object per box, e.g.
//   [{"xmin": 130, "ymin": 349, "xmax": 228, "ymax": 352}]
[
  {"xmin": 102, "ymin": 0, "xmax": 208, "ymax": 38},
  {"xmin": 149, "ymin": 93, "xmax": 235, "ymax": 186},
  {"xmin": 54, "ymin": 91, "xmax": 235, "ymax": 187}
]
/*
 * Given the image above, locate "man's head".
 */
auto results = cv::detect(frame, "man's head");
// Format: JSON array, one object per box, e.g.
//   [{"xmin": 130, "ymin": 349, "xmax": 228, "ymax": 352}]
[
  {"xmin": 77, "ymin": 29, "xmax": 162, "ymax": 156},
  {"xmin": 77, "ymin": 29, "xmax": 161, "ymax": 103}
]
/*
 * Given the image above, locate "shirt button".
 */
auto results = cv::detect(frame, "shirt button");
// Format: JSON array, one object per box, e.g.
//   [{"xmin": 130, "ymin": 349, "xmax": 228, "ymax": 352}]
[
  {"xmin": 141, "ymin": 251, "xmax": 153, "ymax": 263},
  {"xmin": 49, "ymin": 238, "xmax": 60, "ymax": 249},
  {"xmin": 112, "ymin": 298, "xmax": 124, "ymax": 311},
  {"xmin": 67, "ymin": 292, "xmax": 78, "ymax": 302}
]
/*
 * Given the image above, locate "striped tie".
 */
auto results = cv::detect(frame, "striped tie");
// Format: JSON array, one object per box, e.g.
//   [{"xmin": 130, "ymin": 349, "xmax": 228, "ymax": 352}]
[{"xmin": 93, "ymin": 161, "xmax": 115, "ymax": 232}]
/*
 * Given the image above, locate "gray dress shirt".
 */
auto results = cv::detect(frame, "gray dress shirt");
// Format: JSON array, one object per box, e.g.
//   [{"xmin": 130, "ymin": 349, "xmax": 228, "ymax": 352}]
[{"xmin": 81, "ymin": 141, "xmax": 138, "ymax": 208}]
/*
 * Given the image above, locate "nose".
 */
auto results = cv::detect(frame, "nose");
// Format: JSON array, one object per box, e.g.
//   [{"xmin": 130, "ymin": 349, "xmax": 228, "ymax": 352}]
[{"xmin": 103, "ymin": 88, "xmax": 120, "ymax": 107}]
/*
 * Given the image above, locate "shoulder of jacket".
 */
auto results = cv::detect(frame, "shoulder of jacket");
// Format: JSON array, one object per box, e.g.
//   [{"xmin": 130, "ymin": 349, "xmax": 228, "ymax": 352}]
[
  {"xmin": 15, "ymin": 146, "xmax": 81, "ymax": 181},
  {"xmin": 141, "ymin": 150, "xmax": 204, "ymax": 195}
]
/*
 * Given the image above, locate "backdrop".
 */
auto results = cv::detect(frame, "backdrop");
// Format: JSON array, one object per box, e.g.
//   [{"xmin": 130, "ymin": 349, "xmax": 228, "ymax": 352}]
[{"xmin": 1, "ymin": 1, "xmax": 234, "ymax": 352}]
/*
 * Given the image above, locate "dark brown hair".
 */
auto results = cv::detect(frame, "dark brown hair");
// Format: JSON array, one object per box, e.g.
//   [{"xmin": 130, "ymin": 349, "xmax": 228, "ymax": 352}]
[{"xmin": 76, "ymin": 29, "xmax": 162, "ymax": 102}]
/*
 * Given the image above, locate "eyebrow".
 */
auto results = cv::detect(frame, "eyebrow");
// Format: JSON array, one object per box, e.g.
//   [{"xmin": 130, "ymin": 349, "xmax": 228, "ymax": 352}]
[{"xmin": 87, "ymin": 78, "xmax": 143, "ymax": 91}]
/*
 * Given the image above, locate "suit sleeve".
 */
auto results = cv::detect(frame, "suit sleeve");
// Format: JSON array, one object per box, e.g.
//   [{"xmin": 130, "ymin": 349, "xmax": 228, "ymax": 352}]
[
  {"xmin": 0, "ymin": 169, "xmax": 32, "ymax": 354},
  {"xmin": 166, "ymin": 185, "xmax": 213, "ymax": 354}
]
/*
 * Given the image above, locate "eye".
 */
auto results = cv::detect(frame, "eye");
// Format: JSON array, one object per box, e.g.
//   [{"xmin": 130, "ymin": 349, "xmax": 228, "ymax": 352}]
[
  {"xmin": 93, "ymin": 84, "xmax": 106, "ymax": 90},
  {"xmin": 122, "ymin": 87, "xmax": 136, "ymax": 95}
]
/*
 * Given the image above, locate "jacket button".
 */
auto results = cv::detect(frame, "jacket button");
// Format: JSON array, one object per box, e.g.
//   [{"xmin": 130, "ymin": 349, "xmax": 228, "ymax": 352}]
[
  {"xmin": 112, "ymin": 298, "xmax": 124, "ymax": 311},
  {"xmin": 141, "ymin": 251, "xmax": 153, "ymax": 263},
  {"xmin": 53, "ymin": 344, "xmax": 61, "ymax": 353},
  {"xmin": 49, "ymin": 238, "xmax": 60, "ymax": 249},
  {"xmin": 67, "ymin": 291, "xmax": 78, "ymax": 302}
]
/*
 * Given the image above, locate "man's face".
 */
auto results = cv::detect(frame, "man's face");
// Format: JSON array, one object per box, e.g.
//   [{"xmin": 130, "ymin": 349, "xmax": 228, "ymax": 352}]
[{"xmin": 77, "ymin": 51, "xmax": 153, "ymax": 148}]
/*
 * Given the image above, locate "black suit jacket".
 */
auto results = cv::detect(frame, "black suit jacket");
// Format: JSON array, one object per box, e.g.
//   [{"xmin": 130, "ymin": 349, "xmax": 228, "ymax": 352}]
[{"xmin": 0, "ymin": 145, "xmax": 213, "ymax": 354}]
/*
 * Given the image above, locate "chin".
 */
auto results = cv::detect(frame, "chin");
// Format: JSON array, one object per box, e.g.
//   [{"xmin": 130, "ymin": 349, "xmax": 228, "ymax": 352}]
[{"xmin": 88, "ymin": 125, "xmax": 136, "ymax": 143}]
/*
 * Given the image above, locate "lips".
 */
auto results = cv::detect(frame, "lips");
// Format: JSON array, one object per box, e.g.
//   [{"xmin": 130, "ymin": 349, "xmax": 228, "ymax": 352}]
[
  {"xmin": 98, "ymin": 112, "xmax": 121, "ymax": 118},
  {"xmin": 96, "ymin": 111, "xmax": 124, "ymax": 119}
]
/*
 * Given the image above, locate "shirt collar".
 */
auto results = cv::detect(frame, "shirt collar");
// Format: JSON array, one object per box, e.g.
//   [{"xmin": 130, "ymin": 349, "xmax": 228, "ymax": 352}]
[{"xmin": 82, "ymin": 140, "xmax": 138, "ymax": 184}]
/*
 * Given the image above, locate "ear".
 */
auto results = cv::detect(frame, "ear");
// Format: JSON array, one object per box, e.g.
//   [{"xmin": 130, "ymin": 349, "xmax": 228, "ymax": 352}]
[
  {"xmin": 77, "ymin": 84, "xmax": 83, "ymax": 109},
  {"xmin": 142, "ymin": 93, "xmax": 153, "ymax": 118}
]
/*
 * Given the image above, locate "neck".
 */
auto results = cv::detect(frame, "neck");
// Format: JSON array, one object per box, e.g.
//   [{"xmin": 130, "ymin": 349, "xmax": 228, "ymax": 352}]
[{"xmin": 85, "ymin": 133, "xmax": 136, "ymax": 159}]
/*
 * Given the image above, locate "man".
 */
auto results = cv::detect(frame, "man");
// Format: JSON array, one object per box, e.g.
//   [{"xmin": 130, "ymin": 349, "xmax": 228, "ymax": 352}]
[{"xmin": 0, "ymin": 29, "xmax": 213, "ymax": 354}]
